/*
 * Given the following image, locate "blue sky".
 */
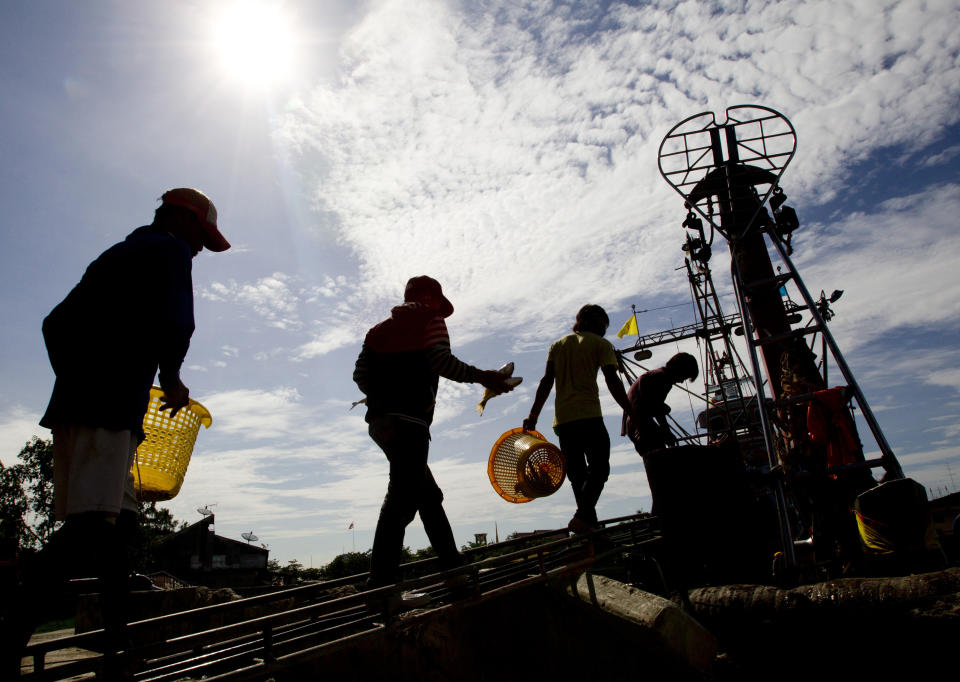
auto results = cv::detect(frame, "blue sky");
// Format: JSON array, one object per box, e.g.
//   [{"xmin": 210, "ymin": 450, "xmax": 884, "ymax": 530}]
[{"xmin": 1, "ymin": 0, "xmax": 959, "ymax": 567}]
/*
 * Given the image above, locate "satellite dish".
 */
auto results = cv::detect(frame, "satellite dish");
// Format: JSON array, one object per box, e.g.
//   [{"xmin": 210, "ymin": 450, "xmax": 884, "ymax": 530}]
[
  {"xmin": 197, "ymin": 503, "xmax": 217, "ymax": 517},
  {"xmin": 242, "ymin": 531, "xmax": 259, "ymax": 543}
]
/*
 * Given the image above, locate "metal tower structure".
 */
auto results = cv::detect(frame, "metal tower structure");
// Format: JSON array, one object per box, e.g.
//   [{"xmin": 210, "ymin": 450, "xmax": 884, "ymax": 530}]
[
  {"xmin": 653, "ymin": 105, "xmax": 904, "ymax": 569},
  {"xmin": 616, "ymin": 225, "xmax": 762, "ymax": 456}
]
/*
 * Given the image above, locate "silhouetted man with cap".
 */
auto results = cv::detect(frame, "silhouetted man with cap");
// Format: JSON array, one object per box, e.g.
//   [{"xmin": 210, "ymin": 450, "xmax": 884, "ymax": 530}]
[
  {"xmin": 353, "ymin": 276, "xmax": 515, "ymax": 596},
  {"xmin": 3, "ymin": 188, "xmax": 230, "ymax": 675}
]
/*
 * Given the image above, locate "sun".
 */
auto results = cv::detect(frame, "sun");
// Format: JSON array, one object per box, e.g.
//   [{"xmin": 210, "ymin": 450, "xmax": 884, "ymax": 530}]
[{"xmin": 213, "ymin": 1, "xmax": 298, "ymax": 88}]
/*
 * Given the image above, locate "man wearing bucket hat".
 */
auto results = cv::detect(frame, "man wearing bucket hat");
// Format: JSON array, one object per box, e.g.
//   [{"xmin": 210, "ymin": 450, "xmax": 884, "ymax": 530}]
[
  {"xmin": 623, "ymin": 352, "xmax": 699, "ymax": 455},
  {"xmin": 523, "ymin": 304, "xmax": 632, "ymax": 535},
  {"xmin": 353, "ymin": 276, "xmax": 516, "ymax": 602},
  {"xmin": 3, "ymin": 188, "xmax": 230, "ymax": 674}
]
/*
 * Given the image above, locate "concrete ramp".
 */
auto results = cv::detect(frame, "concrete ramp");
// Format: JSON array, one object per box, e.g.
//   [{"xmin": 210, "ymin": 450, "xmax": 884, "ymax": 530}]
[
  {"xmin": 272, "ymin": 572, "xmax": 715, "ymax": 681},
  {"xmin": 564, "ymin": 572, "xmax": 716, "ymax": 677}
]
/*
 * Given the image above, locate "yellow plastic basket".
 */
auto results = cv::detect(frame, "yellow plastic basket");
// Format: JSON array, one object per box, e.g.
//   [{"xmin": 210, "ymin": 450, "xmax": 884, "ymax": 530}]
[
  {"xmin": 488, "ymin": 428, "xmax": 565, "ymax": 504},
  {"xmin": 131, "ymin": 386, "xmax": 212, "ymax": 502}
]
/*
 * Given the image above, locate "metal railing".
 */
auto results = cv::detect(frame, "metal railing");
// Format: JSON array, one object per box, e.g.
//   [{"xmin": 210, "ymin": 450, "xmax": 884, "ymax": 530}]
[{"xmin": 19, "ymin": 515, "xmax": 660, "ymax": 681}]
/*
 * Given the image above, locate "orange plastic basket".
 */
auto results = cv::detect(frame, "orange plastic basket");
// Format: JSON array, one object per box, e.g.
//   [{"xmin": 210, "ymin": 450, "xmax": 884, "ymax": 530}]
[
  {"xmin": 488, "ymin": 428, "xmax": 565, "ymax": 504},
  {"xmin": 131, "ymin": 386, "xmax": 212, "ymax": 502}
]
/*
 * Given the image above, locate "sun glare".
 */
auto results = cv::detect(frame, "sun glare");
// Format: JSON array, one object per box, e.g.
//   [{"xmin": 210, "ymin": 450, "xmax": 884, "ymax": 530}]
[{"xmin": 213, "ymin": 2, "xmax": 297, "ymax": 88}]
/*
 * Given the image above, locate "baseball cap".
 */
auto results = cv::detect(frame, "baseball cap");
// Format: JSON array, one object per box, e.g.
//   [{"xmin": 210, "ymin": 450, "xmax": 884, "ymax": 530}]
[
  {"xmin": 161, "ymin": 188, "xmax": 231, "ymax": 252},
  {"xmin": 404, "ymin": 276, "xmax": 454, "ymax": 318}
]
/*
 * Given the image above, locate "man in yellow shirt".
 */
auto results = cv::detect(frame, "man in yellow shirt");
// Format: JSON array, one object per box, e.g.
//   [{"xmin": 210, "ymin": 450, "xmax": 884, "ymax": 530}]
[{"xmin": 523, "ymin": 305, "xmax": 630, "ymax": 533}]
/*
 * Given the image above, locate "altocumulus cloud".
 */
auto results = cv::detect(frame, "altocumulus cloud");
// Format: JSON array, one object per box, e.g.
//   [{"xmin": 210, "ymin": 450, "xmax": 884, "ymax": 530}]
[
  {"xmin": 203, "ymin": 272, "xmax": 364, "ymax": 359},
  {"xmin": 793, "ymin": 184, "xmax": 960, "ymax": 351},
  {"xmin": 158, "ymin": 0, "xmax": 960, "ymax": 560},
  {"xmin": 203, "ymin": 273, "xmax": 302, "ymax": 330},
  {"xmin": 278, "ymin": 0, "xmax": 960, "ymax": 345}
]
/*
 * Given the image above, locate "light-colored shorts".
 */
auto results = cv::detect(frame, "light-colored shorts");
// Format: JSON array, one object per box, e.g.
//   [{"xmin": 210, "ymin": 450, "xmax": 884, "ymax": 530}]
[{"xmin": 52, "ymin": 424, "xmax": 139, "ymax": 520}]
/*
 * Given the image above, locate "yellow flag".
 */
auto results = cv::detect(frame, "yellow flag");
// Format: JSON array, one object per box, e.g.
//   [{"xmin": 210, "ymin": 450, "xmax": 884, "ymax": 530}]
[{"xmin": 616, "ymin": 315, "xmax": 638, "ymax": 338}]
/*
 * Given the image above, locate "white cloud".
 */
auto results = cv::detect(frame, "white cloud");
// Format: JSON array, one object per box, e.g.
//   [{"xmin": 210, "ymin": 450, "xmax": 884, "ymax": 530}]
[
  {"xmin": 304, "ymin": 275, "xmax": 349, "ymax": 302},
  {"xmin": 921, "ymin": 144, "xmax": 960, "ymax": 168},
  {"xmin": 432, "ymin": 381, "xmax": 480, "ymax": 426},
  {"xmin": 295, "ymin": 324, "xmax": 359, "ymax": 359},
  {"xmin": 10, "ymin": 0, "xmax": 960, "ymax": 567},
  {"xmin": 200, "ymin": 386, "xmax": 306, "ymax": 440},
  {"xmin": 202, "ymin": 273, "xmax": 303, "ymax": 330},
  {"xmin": 927, "ymin": 369, "xmax": 960, "ymax": 395},
  {"xmin": 202, "ymin": 271, "xmax": 370, "ymax": 359},
  {"xmin": 199, "ymin": 386, "xmax": 373, "ymax": 448},
  {"xmin": 280, "ymin": 0, "xmax": 960, "ymax": 351},
  {"xmin": 0, "ymin": 408, "xmax": 47, "ymax": 465},
  {"xmin": 894, "ymin": 443, "xmax": 960, "ymax": 484},
  {"xmin": 793, "ymin": 184, "xmax": 960, "ymax": 350},
  {"xmin": 109, "ymin": 0, "xmax": 960, "ymax": 564}
]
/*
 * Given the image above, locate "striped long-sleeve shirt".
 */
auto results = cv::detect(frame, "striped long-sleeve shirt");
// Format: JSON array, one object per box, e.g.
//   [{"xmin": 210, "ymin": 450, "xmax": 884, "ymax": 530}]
[{"xmin": 353, "ymin": 302, "xmax": 478, "ymax": 426}]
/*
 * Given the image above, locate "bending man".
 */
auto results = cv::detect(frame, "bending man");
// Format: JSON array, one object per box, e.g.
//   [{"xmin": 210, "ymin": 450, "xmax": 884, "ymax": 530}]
[
  {"xmin": 6, "ymin": 188, "xmax": 229, "ymax": 672},
  {"xmin": 623, "ymin": 352, "xmax": 699, "ymax": 456}
]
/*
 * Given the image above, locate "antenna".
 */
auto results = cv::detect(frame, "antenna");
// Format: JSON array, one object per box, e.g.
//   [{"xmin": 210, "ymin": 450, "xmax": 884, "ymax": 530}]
[{"xmin": 241, "ymin": 531, "xmax": 259, "ymax": 543}]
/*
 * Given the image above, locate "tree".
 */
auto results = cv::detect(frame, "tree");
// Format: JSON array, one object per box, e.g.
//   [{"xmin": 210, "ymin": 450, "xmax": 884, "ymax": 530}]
[
  {"xmin": 322, "ymin": 551, "xmax": 371, "ymax": 579},
  {"xmin": 412, "ymin": 546, "xmax": 437, "ymax": 561},
  {"xmin": 0, "ymin": 436, "xmax": 187, "ymax": 572},
  {"xmin": 132, "ymin": 501, "xmax": 189, "ymax": 571},
  {"xmin": 141, "ymin": 503, "xmax": 186, "ymax": 535},
  {"xmin": 460, "ymin": 538, "xmax": 487, "ymax": 552},
  {"xmin": 0, "ymin": 459, "xmax": 30, "ymax": 558},
  {"xmin": 0, "ymin": 437, "xmax": 55, "ymax": 555},
  {"xmin": 300, "ymin": 567, "xmax": 324, "ymax": 581},
  {"xmin": 279, "ymin": 559, "xmax": 304, "ymax": 584}
]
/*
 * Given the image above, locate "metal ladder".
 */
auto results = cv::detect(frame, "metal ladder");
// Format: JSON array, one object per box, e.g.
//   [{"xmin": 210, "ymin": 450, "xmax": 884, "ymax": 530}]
[{"xmin": 730, "ymin": 222, "xmax": 904, "ymax": 481}]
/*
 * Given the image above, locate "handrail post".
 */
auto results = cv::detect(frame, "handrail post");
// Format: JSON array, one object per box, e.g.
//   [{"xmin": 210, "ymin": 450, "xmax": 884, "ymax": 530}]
[{"xmin": 263, "ymin": 624, "xmax": 275, "ymax": 662}]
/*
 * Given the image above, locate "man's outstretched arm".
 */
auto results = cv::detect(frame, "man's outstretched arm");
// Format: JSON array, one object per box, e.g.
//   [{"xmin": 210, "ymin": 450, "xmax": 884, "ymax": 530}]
[{"xmin": 425, "ymin": 318, "xmax": 516, "ymax": 393}]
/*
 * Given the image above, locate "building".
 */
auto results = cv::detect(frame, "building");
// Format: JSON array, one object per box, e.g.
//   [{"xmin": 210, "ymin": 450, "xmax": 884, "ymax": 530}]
[{"xmin": 152, "ymin": 515, "xmax": 269, "ymax": 588}]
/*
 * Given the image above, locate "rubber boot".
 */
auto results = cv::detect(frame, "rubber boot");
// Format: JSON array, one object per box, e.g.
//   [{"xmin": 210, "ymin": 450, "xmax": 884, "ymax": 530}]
[
  {"xmin": 94, "ymin": 512, "xmax": 142, "ymax": 681},
  {"xmin": 100, "ymin": 511, "xmax": 137, "ymax": 652},
  {"xmin": 1, "ymin": 515, "xmax": 90, "ymax": 677}
]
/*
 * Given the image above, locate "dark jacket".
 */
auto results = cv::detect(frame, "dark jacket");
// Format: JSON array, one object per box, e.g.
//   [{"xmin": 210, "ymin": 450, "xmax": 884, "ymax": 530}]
[
  {"xmin": 354, "ymin": 302, "xmax": 477, "ymax": 427},
  {"xmin": 40, "ymin": 225, "xmax": 195, "ymax": 433}
]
